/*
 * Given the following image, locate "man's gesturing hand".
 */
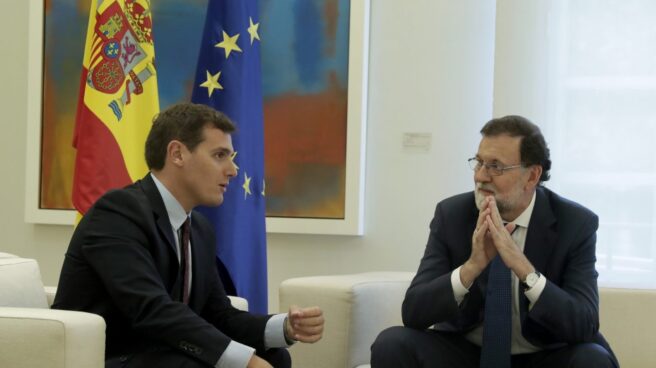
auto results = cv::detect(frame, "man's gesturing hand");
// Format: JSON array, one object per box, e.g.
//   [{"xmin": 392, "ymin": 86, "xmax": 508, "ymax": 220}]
[{"xmin": 285, "ymin": 305, "xmax": 324, "ymax": 343}]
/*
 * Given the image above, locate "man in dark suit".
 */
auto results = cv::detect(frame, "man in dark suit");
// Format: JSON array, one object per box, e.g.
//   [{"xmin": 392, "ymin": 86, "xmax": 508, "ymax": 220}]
[
  {"xmin": 371, "ymin": 116, "xmax": 618, "ymax": 367},
  {"xmin": 53, "ymin": 103, "xmax": 324, "ymax": 368}
]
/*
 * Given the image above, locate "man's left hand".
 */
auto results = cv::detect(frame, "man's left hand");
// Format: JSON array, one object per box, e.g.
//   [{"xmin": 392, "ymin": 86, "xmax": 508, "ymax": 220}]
[{"xmin": 285, "ymin": 305, "xmax": 324, "ymax": 343}]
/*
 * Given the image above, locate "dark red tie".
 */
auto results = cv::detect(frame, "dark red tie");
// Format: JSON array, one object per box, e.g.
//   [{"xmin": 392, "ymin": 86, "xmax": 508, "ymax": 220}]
[{"xmin": 180, "ymin": 217, "xmax": 191, "ymax": 304}]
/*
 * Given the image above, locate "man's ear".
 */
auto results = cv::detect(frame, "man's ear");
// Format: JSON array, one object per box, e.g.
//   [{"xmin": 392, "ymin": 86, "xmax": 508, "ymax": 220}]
[
  {"xmin": 526, "ymin": 165, "xmax": 542, "ymax": 189},
  {"xmin": 167, "ymin": 140, "xmax": 185, "ymax": 167}
]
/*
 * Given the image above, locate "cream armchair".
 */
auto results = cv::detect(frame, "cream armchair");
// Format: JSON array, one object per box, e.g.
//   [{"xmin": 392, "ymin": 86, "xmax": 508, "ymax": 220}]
[
  {"xmin": 0, "ymin": 253, "xmax": 249, "ymax": 368},
  {"xmin": 0, "ymin": 253, "xmax": 106, "ymax": 368},
  {"xmin": 280, "ymin": 272, "xmax": 656, "ymax": 368},
  {"xmin": 279, "ymin": 272, "xmax": 414, "ymax": 368}
]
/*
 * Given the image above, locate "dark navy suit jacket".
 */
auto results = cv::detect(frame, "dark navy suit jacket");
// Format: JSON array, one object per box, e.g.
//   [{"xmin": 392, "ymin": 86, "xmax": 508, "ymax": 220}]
[
  {"xmin": 402, "ymin": 187, "xmax": 616, "ymax": 362},
  {"xmin": 52, "ymin": 174, "xmax": 270, "ymax": 365}
]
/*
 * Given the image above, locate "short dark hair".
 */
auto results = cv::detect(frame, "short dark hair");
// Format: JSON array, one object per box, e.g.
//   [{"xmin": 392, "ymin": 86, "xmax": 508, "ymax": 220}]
[
  {"xmin": 480, "ymin": 115, "xmax": 551, "ymax": 183},
  {"xmin": 145, "ymin": 103, "xmax": 236, "ymax": 170}
]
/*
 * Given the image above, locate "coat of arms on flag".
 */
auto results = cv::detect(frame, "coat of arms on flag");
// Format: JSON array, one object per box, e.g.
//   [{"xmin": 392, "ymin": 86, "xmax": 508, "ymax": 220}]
[
  {"xmin": 84, "ymin": 0, "xmax": 156, "ymax": 121},
  {"xmin": 72, "ymin": 0, "xmax": 159, "ymax": 216}
]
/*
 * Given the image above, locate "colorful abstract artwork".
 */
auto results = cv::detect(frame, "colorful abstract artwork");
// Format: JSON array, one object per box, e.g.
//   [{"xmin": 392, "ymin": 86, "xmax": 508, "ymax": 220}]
[
  {"xmin": 260, "ymin": 0, "xmax": 350, "ymax": 219},
  {"xmin": 36, "ymin": 0, "xmax": 364, "ymax": 230}
]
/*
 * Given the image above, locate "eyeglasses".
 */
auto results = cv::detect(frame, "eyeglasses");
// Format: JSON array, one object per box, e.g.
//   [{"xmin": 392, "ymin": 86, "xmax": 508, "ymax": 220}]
[{"xmin": 467, "ymin": 157, "xmax": 523, "ymax": 176}]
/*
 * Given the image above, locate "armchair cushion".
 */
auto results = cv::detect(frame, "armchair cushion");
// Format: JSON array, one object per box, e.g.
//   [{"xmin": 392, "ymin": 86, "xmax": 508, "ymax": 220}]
[{"xmin": 0, "ymin": 257, "xmax": 48, "ymax": 308}]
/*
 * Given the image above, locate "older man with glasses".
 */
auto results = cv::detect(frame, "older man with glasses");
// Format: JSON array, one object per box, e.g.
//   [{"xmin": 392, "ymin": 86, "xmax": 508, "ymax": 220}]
[{"xmin": 371, "ymin": 115, "xmax": 618, "ymax": 368}]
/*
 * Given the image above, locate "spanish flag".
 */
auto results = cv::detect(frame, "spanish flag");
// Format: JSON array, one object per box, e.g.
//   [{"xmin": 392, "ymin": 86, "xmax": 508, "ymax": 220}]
[{"xmin": 72, "ymin": 0, "xmax": 159, "ymax": 215}]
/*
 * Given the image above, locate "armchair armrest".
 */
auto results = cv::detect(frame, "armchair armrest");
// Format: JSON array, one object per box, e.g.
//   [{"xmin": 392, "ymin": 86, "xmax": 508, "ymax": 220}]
[
  {"xmin": 279, "ymin": 272, "xmax": 413, "ymax": 368},
  {"xmin": 228, "ymin": 295, "xmax": 249, "ymax": 311},
  {"xmin": 45, "ymin": 286, "xmax": 57, "ymax": 307},
  {"xmin": 0, "ymin": 307, "xmax": 106, "ymax": 368}
]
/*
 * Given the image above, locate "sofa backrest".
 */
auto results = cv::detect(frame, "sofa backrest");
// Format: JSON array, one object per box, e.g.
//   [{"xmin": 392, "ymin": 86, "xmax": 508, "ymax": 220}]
[
  {"xmin": 0, "ymin": 256, "xmax": 49, "ymax": 309},
  {"xmin": 599, "ymin": 287, "xmax": 656, "ymax": 368}
]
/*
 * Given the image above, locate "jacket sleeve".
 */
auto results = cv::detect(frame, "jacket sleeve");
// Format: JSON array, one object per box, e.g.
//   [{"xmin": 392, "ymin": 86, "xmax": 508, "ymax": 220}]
[
  {"xmin": 525, "ymin": 213, "xmax": 601, "ymax": 345},
  {"xmin": 193, "ymin": 214, "xmax": 271, "ymax": 352},
  {"xmin": 402, "ymin": 202, "xmax": 484, "ymax": 330}
]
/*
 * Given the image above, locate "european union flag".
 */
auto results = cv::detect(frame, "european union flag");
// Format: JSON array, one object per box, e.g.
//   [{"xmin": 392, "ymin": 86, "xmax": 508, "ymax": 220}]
[{"xmin": 191, "ymin": 0, "xmax": 268, "ymax": 314}]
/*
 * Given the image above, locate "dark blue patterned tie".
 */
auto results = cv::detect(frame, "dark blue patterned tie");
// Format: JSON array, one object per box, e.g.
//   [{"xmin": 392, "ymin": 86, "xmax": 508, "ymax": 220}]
[{"xmin": 480, "ymin": 254, "xmax": 512, "ymax": 368}]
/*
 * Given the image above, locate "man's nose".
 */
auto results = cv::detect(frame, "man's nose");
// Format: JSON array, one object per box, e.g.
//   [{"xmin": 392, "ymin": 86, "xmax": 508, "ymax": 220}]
[
  {"xmin": 227, "ymin": 160, "xmax": 238, "ymax": 178},
  {"xmin": 474, "ymin": 165, "xmax": 491, "ymax": 182}
]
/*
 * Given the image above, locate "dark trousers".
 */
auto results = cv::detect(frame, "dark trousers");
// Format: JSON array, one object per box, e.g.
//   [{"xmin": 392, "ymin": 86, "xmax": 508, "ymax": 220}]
[
  {"xmin": 106, "ymin": 347, "xmax": 291, "ymax": 368},
  {"xmin": 371, "ymin": 326, "xmax": 618, "ymax": 368}
]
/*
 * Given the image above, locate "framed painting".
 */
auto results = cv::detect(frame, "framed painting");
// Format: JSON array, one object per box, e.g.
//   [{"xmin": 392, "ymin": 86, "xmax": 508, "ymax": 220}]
[{"xmin": 25, "ymin": 0, "xmax": 368, "ymax": 235}]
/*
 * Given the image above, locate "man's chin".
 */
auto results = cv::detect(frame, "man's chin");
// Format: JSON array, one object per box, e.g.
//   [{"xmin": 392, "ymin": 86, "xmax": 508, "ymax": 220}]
[
  {"xmin": 474, "ymin": 191, "xmax": 493, "ymax": 209},
  {"xmin": 201, "ymin": 196, "xmax": 224, "ymax": 207}
]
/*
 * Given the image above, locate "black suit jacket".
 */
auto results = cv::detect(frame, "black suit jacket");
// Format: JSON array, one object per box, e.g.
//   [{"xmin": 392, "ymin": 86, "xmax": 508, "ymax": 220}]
[
  {"xmin": 402, "ymin": 187, "xmax": 616, "ymax": 360},
  {"xmin": 52, "ymin": 174, "xmax": 270, "ymax": 365}
]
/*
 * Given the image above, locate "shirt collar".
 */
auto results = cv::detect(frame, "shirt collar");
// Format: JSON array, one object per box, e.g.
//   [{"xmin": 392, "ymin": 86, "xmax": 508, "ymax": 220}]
[
  {"xmin": 511, "ymin": 191, "xmax": 537, "ymax": 228},
  {"xmin": 150, "ymin": 173, "xmax": 189, "ymax": 230}
]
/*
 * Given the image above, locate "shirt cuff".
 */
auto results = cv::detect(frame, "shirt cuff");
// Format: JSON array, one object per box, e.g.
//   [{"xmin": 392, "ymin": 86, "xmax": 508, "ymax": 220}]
[
  {"xmin": 524, "ymin": 273, "xmax": 547, "ymax": 308},
  {"xmin": 215, "ymin": 340, "xmax": 255, "ymax": 368},
  {"xmin": 265, "ymin": 313, "xmax": 294, "ymax": 349},
  {"xmin": 451, "ymin": 266, "xmax": 470, "ymax": 305}
]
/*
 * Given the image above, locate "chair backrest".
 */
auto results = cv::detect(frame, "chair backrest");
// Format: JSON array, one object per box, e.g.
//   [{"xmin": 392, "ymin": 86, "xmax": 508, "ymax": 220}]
[
  {"xmin": 0, "ymin": 256, "xmax": 49, "ymax": 308},
  {"xmin": 348, "ymin": 272, "xmax": 413, "ymax": 368},
  {"xmin": 599, "ymin": 287, "xmax": 656, "ymax": 368}
]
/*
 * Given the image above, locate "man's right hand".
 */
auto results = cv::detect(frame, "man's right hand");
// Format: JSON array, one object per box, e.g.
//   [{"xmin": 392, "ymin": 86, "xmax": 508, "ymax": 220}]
[{"xmin": 247, "ymin": 355, "xmax": 273, "ymax": 368}]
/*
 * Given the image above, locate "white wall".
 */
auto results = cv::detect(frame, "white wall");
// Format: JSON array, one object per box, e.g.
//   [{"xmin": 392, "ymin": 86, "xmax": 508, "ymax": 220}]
[
  {"xmin": 2, "ymin": 0, "xmax": 497, "ymax": 312},
  {"xmin": 493, "ymin": 0, "xmax": 550, "ymax": 119}
]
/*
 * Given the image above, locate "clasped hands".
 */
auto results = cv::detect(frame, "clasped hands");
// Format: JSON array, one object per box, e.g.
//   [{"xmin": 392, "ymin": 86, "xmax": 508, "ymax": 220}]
[{"xmin": 460, "ymin": 196, "xmax": 534, "ymax": 288}]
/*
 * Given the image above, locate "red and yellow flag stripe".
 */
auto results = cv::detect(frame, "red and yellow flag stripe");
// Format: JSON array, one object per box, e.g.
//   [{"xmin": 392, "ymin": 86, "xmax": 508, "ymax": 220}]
[{"xmin": 72, "ymin": 0, "xmax": 159, "ymax": 215}]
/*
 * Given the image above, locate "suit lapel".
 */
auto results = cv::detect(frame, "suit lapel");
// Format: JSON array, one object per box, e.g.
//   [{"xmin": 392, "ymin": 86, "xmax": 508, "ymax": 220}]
[
  {"xmin": 139, "ymin": 174, "xmax": 178, "ymax": 256},
  {"xmin": 524, "ymin": 187, "xmax": 557, "ymax": 274}
]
